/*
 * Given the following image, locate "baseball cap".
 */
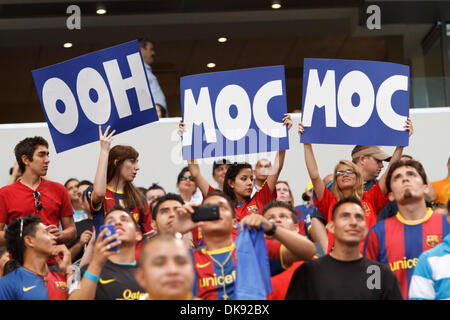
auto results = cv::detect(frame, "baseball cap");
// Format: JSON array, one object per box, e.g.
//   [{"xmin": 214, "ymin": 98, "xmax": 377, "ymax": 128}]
[
  {"xmin": 212, "ymin": 159, "xmax": 231, "ymax": 176},
  {"xmin": 351, "ymin": 145, "xmax": 391, "ymax": 162}
]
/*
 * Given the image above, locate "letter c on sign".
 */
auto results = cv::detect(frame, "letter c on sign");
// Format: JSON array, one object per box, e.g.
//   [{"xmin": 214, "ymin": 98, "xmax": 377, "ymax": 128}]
[
  {"xmin": 215, "ymin": 85, "xmax": 251, "ymax": 141},
  {"xmin": 253, "ymin": 80, "xmax": 286, "ymax": 138},
  {"xmin": 376, "ymin": 75, "xmax": 408, "ymax": 131},
  {"xmin": 42, "ymin": 77, "xmax": 79, "ymax": 134}
]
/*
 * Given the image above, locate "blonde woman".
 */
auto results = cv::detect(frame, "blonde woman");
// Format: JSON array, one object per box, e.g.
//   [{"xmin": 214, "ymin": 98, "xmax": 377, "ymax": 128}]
[{"xmin": 298, "ymin": 119, "xmax": 413, "ymax": 253}]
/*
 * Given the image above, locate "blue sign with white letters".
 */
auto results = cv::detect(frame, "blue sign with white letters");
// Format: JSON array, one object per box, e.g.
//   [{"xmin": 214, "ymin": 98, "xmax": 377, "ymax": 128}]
[
  {"xmin": 180, "ymin": 66, "xmax": 289, "ymax": 160},
  {"xmin": 32, "ymin": 40, "xmax": 158, "ymax": 153},
  {"xmin": 300, "ymin": 58, "xmax": 410, "ymax": 146}
]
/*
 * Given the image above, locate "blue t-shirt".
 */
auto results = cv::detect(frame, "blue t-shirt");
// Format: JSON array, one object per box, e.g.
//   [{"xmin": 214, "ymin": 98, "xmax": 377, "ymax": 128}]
[{"xmin": 0, "ymin": 267, "xmax": 49, "ymax": 300}]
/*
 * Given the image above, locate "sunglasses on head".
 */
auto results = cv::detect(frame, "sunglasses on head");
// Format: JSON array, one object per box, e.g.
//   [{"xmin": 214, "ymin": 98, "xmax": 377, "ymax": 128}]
[
  {"xmin": 33, "ymin": 191, "xmax": 43, "ymax": 212},
  {"xmin": 336, "ymin": 170, "xmax": 355, "ymax": 177},
  {"xmin": 179, "ymin": 176, "xmax": 194, "ymax": 182}
]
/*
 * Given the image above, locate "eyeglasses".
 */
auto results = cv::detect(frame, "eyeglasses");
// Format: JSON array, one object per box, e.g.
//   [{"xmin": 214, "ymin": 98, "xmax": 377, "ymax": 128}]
[
  {"xmin": 19, "ymin": 218, "xmax": 24, "ymax": 237},
  {"xmin": 179, "ymin": 176, "xmax": 194, "ymax": 182},
  {"xmin": 33, "ymin": 191, "xmax": 43, "ymax": 212},
  {"xmin": 336, "ymin": 170, "xmax": 355, "ymax": 177}
]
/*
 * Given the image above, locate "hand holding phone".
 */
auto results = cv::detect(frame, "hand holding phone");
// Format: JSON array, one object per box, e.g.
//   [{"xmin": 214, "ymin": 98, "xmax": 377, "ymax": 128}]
[
  {"xmin": 191, "ymin": 204, "xmax": 220, "ymax": 222},
  {"xmin": 99, "ymin": 224, "xmax": 119, "ymax": 252}
]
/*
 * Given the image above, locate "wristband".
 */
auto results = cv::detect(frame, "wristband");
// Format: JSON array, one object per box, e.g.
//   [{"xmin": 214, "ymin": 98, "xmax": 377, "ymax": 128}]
[
  {"xmin": 264, "ymin": 221, "xmax": 277, "ymax": 236},
  {"xmin": 83, "ymin": 271, "xmax": 99, "ymax": 283}
]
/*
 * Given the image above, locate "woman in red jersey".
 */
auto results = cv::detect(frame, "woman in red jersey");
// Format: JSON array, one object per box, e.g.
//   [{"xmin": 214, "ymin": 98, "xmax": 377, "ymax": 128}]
[
  {"xmin": 180, "ymin": 114, "xmax": 293, "ymax": 222},
  {"xmin": 298, "ymin": 119, "xmax": 413, "ymax": 253},
  {"xmin": 88, "ymin": 126, "xmax": 151, "ymax": 239}
]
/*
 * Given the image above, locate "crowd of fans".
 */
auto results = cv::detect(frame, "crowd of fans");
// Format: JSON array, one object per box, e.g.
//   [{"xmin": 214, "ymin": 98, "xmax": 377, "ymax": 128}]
[{"xmin": 0, "ymin": 115, "xmax": 449, "ymax": 301}]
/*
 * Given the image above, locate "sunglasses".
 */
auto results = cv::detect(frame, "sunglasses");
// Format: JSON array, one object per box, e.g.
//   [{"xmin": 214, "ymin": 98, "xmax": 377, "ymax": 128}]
[
  {"xmin": 336, "ymin": 170, "xmax": 355, "ymax": 177},
  {"xmin": 33, "ymin": 191, "xmax": 43, "ymax": 212},
  {"xmin": 179, "ymin": 176, "xmax": 194, "ymax": 182}
]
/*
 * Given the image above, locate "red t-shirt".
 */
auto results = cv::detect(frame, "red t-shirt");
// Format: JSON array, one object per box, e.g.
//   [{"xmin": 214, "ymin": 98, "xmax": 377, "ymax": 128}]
[
  {"xmin": 0, "ymin": 179, "xmax": 74, "ymax": 227},
  {"xmin": 267, "ymin": 261, "xmax": 303, "ymax": 300},
  {"xmin": 314, "ymin": 182, "xmax": 388, "ymax": 253},
  {"xmin": 46, "ymin": 270, "xmax": 69, "ymax": 300}
]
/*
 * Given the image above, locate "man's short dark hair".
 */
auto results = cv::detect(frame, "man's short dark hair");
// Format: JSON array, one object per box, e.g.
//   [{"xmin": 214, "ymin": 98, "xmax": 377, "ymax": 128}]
[
  {"xmin": 64, "ymin": 178, "xmax": 78, "ymax": 188},
  {"xmin": 147, "ymin": 183, "xmax": 165, "ymax": 194},
  {"xmin": 331, "ymin": 196, "xmax": 364, "ymax": 221},
  {"xmin": 139, "ymin": 232, "xmax": 187, "ymax": 265},
  {"xmin": 14, "ymin": 136, "xmax": 48, "ymax": 173},
  {"xmin": 385, "ymin": 159, "xmax": 428, "ymax": 194},
  {"xmin": 6, "ymin": 215, "xmax": 42, "ymax": 267},
  {"xmin": 262, "ymin": 200, "xmax": 298, "ymax": 224},
  {"xmin": 78, "ymin": 180, "xmax": 93, "ymax": 188},
  {"xmin": 137, "ymin": 37, "xmax": 151, "ymax": 49},
  {"xmin": 151, "ymin": 193, "xmax": 184, "ymax": 221},
  {"xmin": 202, "ymin": 191, "xmax": 235, "ymax": 218}
]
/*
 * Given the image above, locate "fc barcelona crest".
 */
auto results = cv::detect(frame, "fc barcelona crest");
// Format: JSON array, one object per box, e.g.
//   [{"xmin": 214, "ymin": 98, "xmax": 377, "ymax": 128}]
[
  {"xmin": 55, "ymin": 281, "xmax": 68, "ymax": 292},
  {"xmin": 247, "ymin": 205, "xmax": 259, "ymax": 214},
  {"xmin": 426, "ymin": 235, "xmax": 440, "ymax": 248}
]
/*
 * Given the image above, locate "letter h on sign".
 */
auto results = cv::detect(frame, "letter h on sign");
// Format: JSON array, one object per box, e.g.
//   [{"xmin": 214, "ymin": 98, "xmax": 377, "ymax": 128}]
[
  {"xmin": 300, "ymin": 58, "xmax": 410, "ymax": 147},
  {"xmin": 32, "ymin": 40, "xmax": 158, "ymax": 153}
]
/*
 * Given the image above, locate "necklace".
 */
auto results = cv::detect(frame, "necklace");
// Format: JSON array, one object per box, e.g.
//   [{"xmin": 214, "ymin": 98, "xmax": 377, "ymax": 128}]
[
  {"xmin": 207, "ymin": 250, "xmax": 234, "ymax": 300},
  {"xmin": 23, "ymin": 266, "xmax": 48, "ymax": 285}
]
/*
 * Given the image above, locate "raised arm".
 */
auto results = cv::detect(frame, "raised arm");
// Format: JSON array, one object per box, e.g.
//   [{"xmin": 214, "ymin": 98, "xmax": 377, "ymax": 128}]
[
  {"xmin": 91, "ymin": 125, "xmax": 116, "ymax": 206},
  {"xmin": 179, "ymin": 119, "xmax": 212, "ymax": 197},
  {"xmin": 188, "ymin": 160, "xmax": 212, "ymax": 198},
  {"xmin": 378, "ymin": 118, "xmax": 413, "ymax": 195},
  {"xmin": 299, "ymin": 122, "xmax": 325, "ymax": 202},
  {"xmin": 69, "ymin": 229, "xmax": 120, "ymax": 300},
  {"xmin": 266, "ymin": 114, "xmax": 292, "ymax": 193}
]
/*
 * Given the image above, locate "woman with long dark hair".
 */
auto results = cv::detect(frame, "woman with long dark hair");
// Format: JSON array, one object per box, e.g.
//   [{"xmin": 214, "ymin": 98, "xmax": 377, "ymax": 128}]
[{"xmin": 87, "ymin": 126, "xmax": 151, "ymax": 238}]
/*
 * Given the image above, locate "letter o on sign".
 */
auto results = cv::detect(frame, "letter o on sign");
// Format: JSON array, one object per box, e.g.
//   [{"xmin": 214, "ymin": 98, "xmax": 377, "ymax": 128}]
[
  {"xmin": 337, "ymin": 71, "xmax": 375, "ymax": 127},
  {"xmin": 76, "ymin": 67, "xmax": 111, "ymax": 124},
  {"xmin": 42, "ymin": 77, "xmax": 79, "ymax": 134},
  {"xmin": 215, "ymin": 84, "xmax": 251, "ymax": 141}
]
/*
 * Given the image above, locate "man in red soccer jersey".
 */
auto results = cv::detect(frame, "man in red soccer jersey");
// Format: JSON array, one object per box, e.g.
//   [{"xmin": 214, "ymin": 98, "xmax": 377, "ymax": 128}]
[
  {"xmin": 0, "ymin": 137, "xmax": 76, "ymax": 247},
  {"xmin": 364, "ymin": 159, "xmax": 450, "ymax": 299},
  {"xmin": 175, "ymin": 191, "xmax": 316, "ymax": 300}
]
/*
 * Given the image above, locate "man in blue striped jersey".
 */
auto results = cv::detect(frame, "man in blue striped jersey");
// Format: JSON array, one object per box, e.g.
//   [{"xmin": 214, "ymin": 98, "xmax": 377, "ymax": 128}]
[{"xmin": 409, "ymin": 201, "xmax": 450, "ymax": 300}]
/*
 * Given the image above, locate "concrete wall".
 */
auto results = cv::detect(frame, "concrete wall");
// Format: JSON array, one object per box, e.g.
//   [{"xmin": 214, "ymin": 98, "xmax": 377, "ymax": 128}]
[{"xmin": 0, "ymin": 108, "xmax": 449, "ymax": 206}]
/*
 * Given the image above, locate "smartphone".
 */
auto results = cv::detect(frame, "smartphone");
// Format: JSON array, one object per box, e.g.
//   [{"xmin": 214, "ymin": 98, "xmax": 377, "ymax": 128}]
[
  {"xmin": 99, "ymin": 224, "xmax": 119, "ymax": 252},
  {"xmin": 192, "ymin": 204, "xmax": 220, "ymax": 222}
]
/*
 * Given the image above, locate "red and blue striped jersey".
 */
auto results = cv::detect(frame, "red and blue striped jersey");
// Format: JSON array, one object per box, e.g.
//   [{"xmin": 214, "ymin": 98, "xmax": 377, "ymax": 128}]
[
  {"xmin": 191, "ymin": 240, "xmax": 285, "ymax": 300},
  {"xmin": 363, "ymin": 209, "xmax": 450, "ymax": 299},
  {"xmin": 192, "ymin": 243, "xmax": 237, "ymax": 300},
  {"xmin": 294, "ymin": 204, "xmax": 313, "ymax": 239}
]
